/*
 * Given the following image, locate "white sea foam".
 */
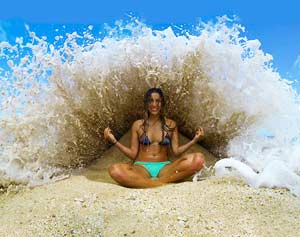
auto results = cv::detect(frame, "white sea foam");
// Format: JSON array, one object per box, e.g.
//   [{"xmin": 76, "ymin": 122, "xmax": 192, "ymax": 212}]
[{"xmin": 0, "ymin": 18, "xmax": 299, "ymax": 195}]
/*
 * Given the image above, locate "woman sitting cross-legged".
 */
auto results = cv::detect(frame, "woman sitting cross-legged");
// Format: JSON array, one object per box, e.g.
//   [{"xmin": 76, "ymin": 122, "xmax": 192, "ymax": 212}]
[{"xmin": 104, "ymin": 87, "xmax": 205, "ymax": 188}]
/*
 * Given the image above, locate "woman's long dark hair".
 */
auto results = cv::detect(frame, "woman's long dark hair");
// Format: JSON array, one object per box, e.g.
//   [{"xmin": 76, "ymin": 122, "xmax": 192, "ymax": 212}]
[{"xmin": 142, "ymin": 88, "xmax": 169, "ymax": 140}]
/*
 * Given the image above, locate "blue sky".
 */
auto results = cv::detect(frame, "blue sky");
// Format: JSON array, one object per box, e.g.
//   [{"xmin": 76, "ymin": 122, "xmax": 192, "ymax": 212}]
[{"xmin": 1, "ymin": 0, "xmax": 300, "ymax": 80}]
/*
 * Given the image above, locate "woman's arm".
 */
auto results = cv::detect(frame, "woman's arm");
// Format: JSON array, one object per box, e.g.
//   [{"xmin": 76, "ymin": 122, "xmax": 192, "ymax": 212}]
[
  {"xmin": 171, "ymin": 121, "xmax": 204, "ymax": 157},
  {"xmin": 103, "ymin": 121, "xmax": 140, "ymax": 160}
]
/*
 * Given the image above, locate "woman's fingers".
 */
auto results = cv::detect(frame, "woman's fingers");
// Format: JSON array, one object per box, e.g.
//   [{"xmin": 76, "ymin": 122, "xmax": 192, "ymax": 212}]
[
  {"xmin": 104, "ymin": 127, "xmax": 112, "ymax": 140},
  {"xmin": 195, "ymin": 127, "xmax": 204, "ymax": 140}
]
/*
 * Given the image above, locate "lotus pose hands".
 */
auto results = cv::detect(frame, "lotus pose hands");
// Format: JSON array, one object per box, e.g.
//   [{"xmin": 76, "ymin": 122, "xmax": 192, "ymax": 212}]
[
  {"xmin": 104, "ymin": 128, "xmax": 117, "ymax": 144},
  {"xmin": 193, "ymin": 127, "xmax": 205, "ymax": 143}
]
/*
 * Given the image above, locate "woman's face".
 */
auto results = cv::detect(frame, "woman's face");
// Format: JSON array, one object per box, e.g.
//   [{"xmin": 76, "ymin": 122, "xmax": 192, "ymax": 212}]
[{"xmin": 148, "ymin": 92, "xmax": 162, "ymax": 115}]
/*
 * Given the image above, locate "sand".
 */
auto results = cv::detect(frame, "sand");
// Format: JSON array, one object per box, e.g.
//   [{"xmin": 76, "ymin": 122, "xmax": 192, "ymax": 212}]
[{"xmin": 1, "ymin": 134, "xmax": 300, "ymax": 237}]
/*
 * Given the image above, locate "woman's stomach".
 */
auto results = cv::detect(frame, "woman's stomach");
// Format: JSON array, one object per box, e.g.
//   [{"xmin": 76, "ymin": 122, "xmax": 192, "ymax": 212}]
[{"xmin": 136, "ymin": 145, "xmax": 169, "ymax": 162}]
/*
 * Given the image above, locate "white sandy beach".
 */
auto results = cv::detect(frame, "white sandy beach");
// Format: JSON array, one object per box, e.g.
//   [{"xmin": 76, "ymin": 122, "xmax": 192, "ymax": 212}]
[{"xmin": 1, "ymin": 134, "xmax": 300, "ymax": 237}]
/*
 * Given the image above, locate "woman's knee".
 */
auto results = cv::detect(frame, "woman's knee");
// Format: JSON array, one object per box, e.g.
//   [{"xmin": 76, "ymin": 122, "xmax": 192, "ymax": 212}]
[
  {"xmin": 108, "ymin": 163, "xmax": 130, "ymax": 182},
  {"xmin": 186, "ymin": 153, "xmax": 205, "ymax": 172}
]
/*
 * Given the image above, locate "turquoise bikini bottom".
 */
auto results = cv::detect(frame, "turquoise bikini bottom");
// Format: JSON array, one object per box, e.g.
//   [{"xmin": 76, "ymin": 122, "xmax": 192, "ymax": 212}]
[{"xmin": 134, "ymin": 161, "xmax": 171, "ymax": 178}]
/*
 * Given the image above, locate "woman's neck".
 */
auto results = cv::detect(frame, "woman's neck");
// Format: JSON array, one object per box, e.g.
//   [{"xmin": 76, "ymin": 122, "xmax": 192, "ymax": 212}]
[
  {"xmin": 149, "ymin": 114, "xmax": 160, "ymax": 122},
  {"xmin": 148, "ymin": 114, "xmax": 160, "ymax": 126}
]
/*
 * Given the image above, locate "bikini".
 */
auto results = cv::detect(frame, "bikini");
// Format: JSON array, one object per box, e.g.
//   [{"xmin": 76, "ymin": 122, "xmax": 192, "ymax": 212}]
[{"xmin": 134, "ymin": 130, "xmax": 171, "ymax": 178}]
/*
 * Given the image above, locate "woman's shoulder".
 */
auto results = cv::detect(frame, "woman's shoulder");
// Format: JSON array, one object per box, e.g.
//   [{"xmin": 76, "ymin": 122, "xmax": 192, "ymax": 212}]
[
  {"xmin": 165, "ymin": 118, "xmax": 176, "ymax": 128},
  {"xmin": 132, "ymin": 119, "xmax": 144, "ymax": 129},
  {"xmin": 133, "ymin": 119, "xmax": 144, "ymax": 124}
]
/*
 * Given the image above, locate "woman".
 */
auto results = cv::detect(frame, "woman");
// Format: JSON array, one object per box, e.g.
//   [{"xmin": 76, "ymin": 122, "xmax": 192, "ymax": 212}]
[{"xmin": 104, "ymin": 88, "xmax": 205, "ymax": 188}]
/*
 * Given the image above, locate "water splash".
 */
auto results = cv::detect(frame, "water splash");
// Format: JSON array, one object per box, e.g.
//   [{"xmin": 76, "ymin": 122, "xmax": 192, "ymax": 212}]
[{"xmin": 0, "ymin": 17, "xmax": 299, "ymax": 194}]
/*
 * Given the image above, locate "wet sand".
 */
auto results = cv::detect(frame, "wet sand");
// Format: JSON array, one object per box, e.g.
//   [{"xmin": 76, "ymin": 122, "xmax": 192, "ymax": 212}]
[{"xmin": 1, "ymin": 134, "xmax": 299, "ymax": 237}]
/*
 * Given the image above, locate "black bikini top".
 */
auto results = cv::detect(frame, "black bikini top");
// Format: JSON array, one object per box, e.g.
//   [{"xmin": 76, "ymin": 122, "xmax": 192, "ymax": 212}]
[{"xmin": 139, "ymin": 131, "xmax": 171, "ymax": 146}]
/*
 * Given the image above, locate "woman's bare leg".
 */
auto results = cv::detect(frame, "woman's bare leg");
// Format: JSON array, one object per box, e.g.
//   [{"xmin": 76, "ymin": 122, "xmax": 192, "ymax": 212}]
[
  {"xmin": 157, "ymin": 153, "xmax": 205, "ymax": 183},
  {"xmin": 108, "ymin": 163, "xmax": 164, "ymax": 188}
]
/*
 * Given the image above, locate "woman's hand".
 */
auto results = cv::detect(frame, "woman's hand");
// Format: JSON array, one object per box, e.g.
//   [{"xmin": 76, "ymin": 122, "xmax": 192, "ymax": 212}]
[
  {"xmin": 193, "ymin": 127, "xmax": 205, "ymax": 143},
  {"xmin": 104, "ymin": 127, "xmax": 117, "ymax": 144}
]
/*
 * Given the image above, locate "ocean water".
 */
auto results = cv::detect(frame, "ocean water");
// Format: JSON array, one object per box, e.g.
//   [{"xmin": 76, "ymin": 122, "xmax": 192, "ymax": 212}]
[{"xmin": 1, "ymin": 17, "xmax": 300, "ymax": 195}]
